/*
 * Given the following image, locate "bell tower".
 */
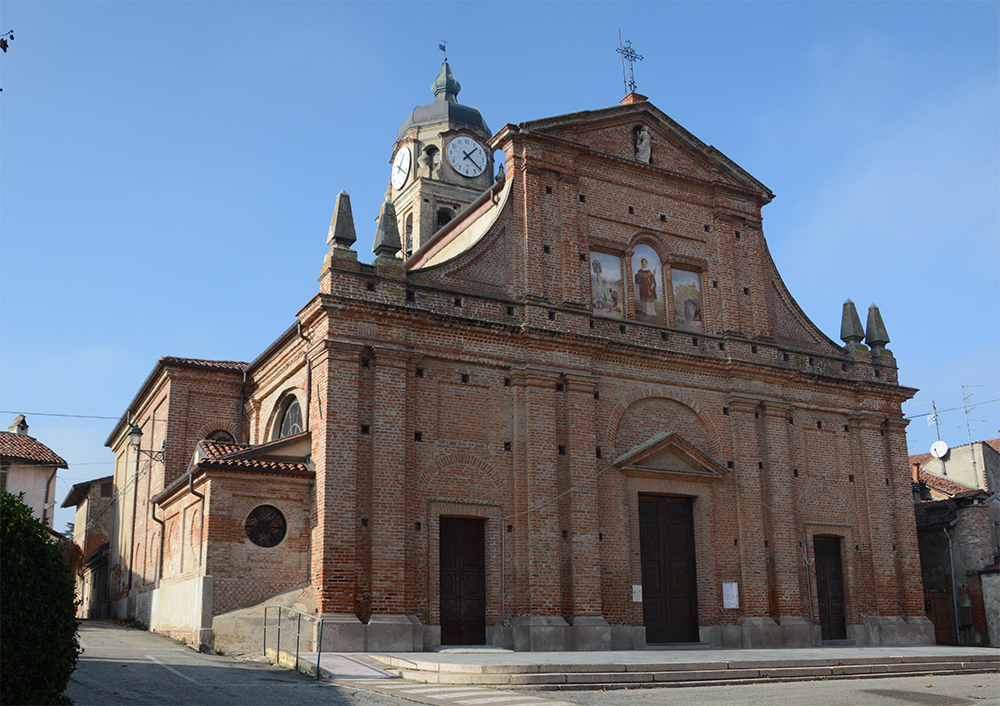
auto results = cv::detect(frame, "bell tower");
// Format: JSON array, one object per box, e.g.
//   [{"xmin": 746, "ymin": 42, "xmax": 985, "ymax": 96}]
[{"xmin": 389, "ymin": 58, "xmax": 493, "ymax": 258}]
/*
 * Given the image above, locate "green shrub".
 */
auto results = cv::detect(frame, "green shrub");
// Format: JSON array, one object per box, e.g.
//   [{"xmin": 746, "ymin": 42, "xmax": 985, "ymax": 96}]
[{"xmin": 1, "ymin": 492, "xmax": 81, "ymax": 705}]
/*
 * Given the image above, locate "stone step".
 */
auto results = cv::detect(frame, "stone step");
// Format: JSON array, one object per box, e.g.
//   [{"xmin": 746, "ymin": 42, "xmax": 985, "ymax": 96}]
[{"xmin": 370, "ymin": 654, "xmax": 999, "ymax": 688}]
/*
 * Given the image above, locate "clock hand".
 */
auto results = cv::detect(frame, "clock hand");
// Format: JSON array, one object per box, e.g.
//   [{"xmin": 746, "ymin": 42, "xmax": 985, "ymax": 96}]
[{"xmin": 462, "ymin": 150, "xmax": 483, "ymax": 168}]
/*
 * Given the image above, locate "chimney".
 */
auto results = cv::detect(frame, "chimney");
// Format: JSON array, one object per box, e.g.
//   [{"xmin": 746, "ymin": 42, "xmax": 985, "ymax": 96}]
[{"xmin": 8, "ymin": 414, "xmax": 28, "ymax": 435}]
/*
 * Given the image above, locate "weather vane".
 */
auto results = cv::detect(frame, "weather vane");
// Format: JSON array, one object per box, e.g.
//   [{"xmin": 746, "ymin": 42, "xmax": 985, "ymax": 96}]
[
  {"xmin": 439, "ymin": 39, "xmax": 448, "ymax": 61},
  {"xmin": 616, "ymin": 28, "xmax": 643, "ymax": 95}
]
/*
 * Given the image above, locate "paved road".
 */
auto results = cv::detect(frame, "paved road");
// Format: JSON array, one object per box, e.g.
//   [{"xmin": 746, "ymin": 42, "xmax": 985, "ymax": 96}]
[
  {"xmin": 343, "ymin": 675, "xmax": 998, "ymax": 706},
  {"xmin": 66, "ymin": 621, "xmax": 998, "ymax": 706},
  {"xmin": 67, "ymin": 620, "xmax": 405, "ymax": 706}
]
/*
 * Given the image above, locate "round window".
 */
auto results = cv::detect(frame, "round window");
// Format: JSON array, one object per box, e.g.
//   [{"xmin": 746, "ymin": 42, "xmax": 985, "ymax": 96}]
[{"xmin": 245, "ymin": 505, "xmax": 287, "ymax": 548}]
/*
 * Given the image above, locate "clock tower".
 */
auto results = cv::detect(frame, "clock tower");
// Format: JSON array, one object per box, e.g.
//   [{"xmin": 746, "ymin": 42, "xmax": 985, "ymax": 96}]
[{"xmin": 390, "ymin": 59, "xmax": 494, "ymax": 258}]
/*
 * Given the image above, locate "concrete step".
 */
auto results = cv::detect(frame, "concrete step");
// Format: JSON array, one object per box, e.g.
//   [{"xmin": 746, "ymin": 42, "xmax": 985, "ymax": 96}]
[{"xmin": 368, "ymin": 653, "xmax": 1000, "ymax": 689}]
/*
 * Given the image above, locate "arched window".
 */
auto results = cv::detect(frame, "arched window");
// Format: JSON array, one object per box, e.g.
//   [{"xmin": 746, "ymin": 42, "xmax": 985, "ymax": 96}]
[
  {"xmin": 206, "ymin": 429, "xmax": 236, "ymax": 443},
  {"xmin": 277, "ymin": 397, "xmax": 303, "ymax": 439},
  {"xmin": 437, "ymin": 208, "xmax": 454, "ymax": 229}
]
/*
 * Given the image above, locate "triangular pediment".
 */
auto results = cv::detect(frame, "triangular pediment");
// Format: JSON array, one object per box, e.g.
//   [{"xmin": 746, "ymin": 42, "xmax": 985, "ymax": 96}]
[
  {"xmin": 613, "ymin": 431, "xmax": 727, "ymax": 480},
  {"xmin": 519, "ymin": 102, "xmax": 772, "ymax": 201}
]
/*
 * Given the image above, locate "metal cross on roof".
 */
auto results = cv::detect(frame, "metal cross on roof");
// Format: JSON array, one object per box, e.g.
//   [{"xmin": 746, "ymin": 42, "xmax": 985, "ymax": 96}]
[
  {"xmin": 616, "ymin": 29, "xmax": 643, "ymax": 95},
  {"xmin": 439, "ymin": 39, "xmax": 448, "ymax": 60}
]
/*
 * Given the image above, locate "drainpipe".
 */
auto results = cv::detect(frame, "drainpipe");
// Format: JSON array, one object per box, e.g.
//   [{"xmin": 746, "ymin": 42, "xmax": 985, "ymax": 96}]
[
  {"xmin": 239, "ymin": 369, "xmax": 246, "ymax": 443},
  {"xmin": 128, "ymin": 437, "xmax": 140, "ymax": 593},
  {"xmin": 189, "ymin": 472, "xmax": 206, "ymax": 576},
  {"xmin": 297, "ymin": 321, "xmax": 311, "ymax": 431},
  {"xmin": 150, "ymin": 500, "xmax": 165, "ymax": 589},
  {"xmin": 943, "ymin": 521, "xmax": 960, "ymax": 645},
  {"xmin": 41, "ymin": 467, "xmax": 57, "ymax": 528}
]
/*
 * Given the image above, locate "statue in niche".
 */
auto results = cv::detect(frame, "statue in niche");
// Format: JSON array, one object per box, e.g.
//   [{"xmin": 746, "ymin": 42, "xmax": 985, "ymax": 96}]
[{"xmin": 634, "ymin": 125, "xmax": 651, "ymax": 164}]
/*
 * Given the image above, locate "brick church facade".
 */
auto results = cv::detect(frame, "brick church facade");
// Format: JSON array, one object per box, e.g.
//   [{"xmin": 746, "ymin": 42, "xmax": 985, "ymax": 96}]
[{"xmin": 105, "ymin": 61, "xmax": 933, "ymax": 651}]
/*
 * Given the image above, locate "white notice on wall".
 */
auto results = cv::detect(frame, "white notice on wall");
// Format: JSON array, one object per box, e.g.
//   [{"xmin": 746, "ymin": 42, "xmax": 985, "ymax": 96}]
[
  {"xmin": 632, "ymin": 584, "xmax": 643, "ymax": 603},
  {"xmin": 722, "ymin": 581, "xmax": 739, "ymax": 609}
]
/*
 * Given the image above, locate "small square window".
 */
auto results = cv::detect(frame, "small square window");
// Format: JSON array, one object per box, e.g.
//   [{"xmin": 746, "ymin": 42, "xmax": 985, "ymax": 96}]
[
  {"xmin": 415, "ymin": 367, "xmax": 424, "ymax": 378},
  {"xmin": 660, "ymin": 214, "xmax": 666, "ymax": 222},
  {"xmin": 579, "ymin": 252, "xmax": 586, "ymax": 261},
  {"xmin": 461, "ymin": 373, "xmax": 470, "ymax": 383},
  {"xmin": 558, "ymin": 445, "xmax": 566, "ymax": 455},
  {"xmin": 543, "ymin": 245, "xmax": 551, "ymax": 254},
  {"xmin": 504, "ymin": 441, "xmax": 511, "ymax": 451},
  {"xmin": 545, "ymin": 186, "xmax": 552, "ymax": 194},
  {"xmin": 506, "ymin": 306, "xmax": 515, "ymax": 315},
  {"xmin": 406, "ymin": 289, "xmax": 415, "ymax": 302},
  {"xmin": 548, "ymin": 311, "xmax": 556, "ymax": 321},
  {"xmin": 504, "ymin": 377, "xmax": 511, "ymax": 387},
  {"xmin": 628, "ymin": 206, "xmax": 635, "ymax": 214},
  {"xmin": 595, "ymin": 446, "xmax": 602, "ymax": 459},
  {"xmin": 366, "ymin": 281, "xmax": 376, "ymax": 292},
  {"xmin": 360, "ymin": 424, "xmax": 370, "ymax": 435},
  {"xmin": 619, "ymin": 324, "xmax": 627, "ymax": 334},
  {"xmin": 579, "ymin": 194, "xmax": 586, "ymax": 202},
  {"xmin": 414, "ymin": 431, "xmax": 423, "ymax": 442}
]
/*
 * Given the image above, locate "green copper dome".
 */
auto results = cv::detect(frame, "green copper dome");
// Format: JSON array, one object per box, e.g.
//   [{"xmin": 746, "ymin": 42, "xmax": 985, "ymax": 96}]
[{"xmin": 432, "ymin": 61, "xmax": 461, "ymax": 103}]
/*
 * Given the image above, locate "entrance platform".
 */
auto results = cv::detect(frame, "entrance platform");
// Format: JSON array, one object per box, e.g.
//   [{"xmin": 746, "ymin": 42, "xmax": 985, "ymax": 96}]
[{"xmin": 295, "ymin": 645, "xmax": 999, "ymax": 690}]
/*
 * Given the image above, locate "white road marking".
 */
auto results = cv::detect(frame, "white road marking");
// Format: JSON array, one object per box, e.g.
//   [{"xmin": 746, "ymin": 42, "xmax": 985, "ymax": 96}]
[
  {"xmin": 456, "ymin": 697, "xmax": 549, "ymax": 705},
  {"xmin": 146, "ymin": 654, "xmax": 202, "ymax": 685}
]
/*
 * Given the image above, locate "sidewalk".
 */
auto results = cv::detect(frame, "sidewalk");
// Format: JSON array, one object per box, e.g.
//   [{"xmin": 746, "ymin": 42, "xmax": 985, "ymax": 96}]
[{"xmin": 292, "ymin": 644, "xmax": 999, "ymax": 690}]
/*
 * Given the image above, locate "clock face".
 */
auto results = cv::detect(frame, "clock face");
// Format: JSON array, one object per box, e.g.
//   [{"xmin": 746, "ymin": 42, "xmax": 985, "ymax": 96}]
[
  {"xmin": 447, "ymin": 136, "xmax": 487, "ymax": 178},
  {"xmin": 391, "ymin": 146, "xmax": 411, "ymax": 190}
]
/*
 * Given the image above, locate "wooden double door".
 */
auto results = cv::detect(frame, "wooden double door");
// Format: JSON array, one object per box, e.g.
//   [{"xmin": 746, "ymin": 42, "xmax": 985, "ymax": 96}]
[
  {"xmin": 639, "ymin": 495, "xmax": 699, "ymax": 643},
  {"xmin": 440, "ymin": 518, "xmax": 486, "ymax": 645},
  {"xmin": 814, "ymin": 536, "xmax": 847, "ymax": 641}
]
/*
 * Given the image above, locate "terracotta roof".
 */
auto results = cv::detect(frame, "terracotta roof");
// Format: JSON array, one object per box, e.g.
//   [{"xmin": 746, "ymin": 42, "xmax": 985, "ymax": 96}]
[
  {"xmin": 196, "ymin": 438, "xmax": 312, "ymax": 476},
  {"xmin": 0, "ymin": 432, "xmax": 68, "ymax": 468},
  {"xmin": 908, "ymin": 451, "xmax": 933, "ymax": 469},
  {"xmin": 160, "ymin": 356, "xmax": 247, "ymax": 373},
  {"xmin": 914, "ymin": 499, "xmax": 957, "ymax": 530},
  {"xmin": 918, "ymin": 470, "xmax": 974, "ymax": 497}
]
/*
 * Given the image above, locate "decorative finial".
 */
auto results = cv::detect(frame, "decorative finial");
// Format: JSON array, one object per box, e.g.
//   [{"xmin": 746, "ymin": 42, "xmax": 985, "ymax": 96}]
[
  {"xmin": 439, "ymin": 39, "xmax": 448, "ymax": 61},
  {"xmin": 495, "ymin": 162, "xmax": 506, "ymax": 186},
  {"xmin": 327, "ymin": 191, "xmax": 357, "ymax": 249},
  {"xmin": 372, "ymin": 199, "xmax": 401, "ymax": 259},
  {"xmin": 432, "ymin": 58, "xmax": 461, "ymax": 103},
  {"xmin": 616, "ymin": 27, "xmax": 643, "ymax": 96},
  {"xmin": 840, "ymin": 299, "xmax": 866, "ymax": 350},
  {"xmin": 865, "ymin": 303, "xmax": 890, "ymax": 351}
]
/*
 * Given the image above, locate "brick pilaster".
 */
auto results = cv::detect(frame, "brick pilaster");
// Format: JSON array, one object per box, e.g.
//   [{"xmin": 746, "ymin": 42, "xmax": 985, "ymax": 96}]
[
  {"xmin": 565, "ymin": 373, "xmax": 601, "ymax": 617},
  {"xmin": 370, "ymin": 348, "xmax": 409, "ymax": 616}
]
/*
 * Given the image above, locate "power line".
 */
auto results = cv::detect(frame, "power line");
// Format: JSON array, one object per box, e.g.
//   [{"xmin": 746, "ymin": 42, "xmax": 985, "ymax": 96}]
[{"xmin": 0, "ymin": 410, "xmax": 120, "ymax": 421}]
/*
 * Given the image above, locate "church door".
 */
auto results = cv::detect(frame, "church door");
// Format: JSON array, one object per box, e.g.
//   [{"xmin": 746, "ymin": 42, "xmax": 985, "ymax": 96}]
[
  {"xmin": 440, "ymin": 518, "xmax": 486, "ymax": 645},
  {"xmin": 814, "ymin": 536, "xmax": 847, "ymax": 641},
  {"xmin": 639, "ymin": 495, "xmax": 699, "ymax": 643}
]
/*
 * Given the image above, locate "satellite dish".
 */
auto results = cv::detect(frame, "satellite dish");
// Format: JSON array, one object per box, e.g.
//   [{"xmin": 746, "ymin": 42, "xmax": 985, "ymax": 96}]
[{"xmin": 930, "ymin": 440, "xmax": 949, "ymax": 459}]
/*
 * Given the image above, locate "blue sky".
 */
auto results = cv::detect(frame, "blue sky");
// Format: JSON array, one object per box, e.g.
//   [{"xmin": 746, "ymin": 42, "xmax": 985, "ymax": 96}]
[{"xmin": 1, "ymin": 2, "xmax": 997, "ymax": 532}]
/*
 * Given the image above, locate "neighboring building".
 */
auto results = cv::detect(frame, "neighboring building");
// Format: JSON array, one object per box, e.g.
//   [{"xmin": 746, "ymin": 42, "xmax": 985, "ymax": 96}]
[
  {"xmin": 107, "ymin": 62, "xmax": 933, "ymax": 652},
  {"xmin": 61, "ymin": 476, "xmax": 114, "ymax": 618},
  {"xmin": 911, "ymin": 440, "xmax": 1000, "ymax": 646},
  {"xmin": 913, "ymin": 438, "xmax": 1000, "ymax": 496},
  {"xmin": 1, "ymin": 415, "xmax": 68, "ymax": 528}
]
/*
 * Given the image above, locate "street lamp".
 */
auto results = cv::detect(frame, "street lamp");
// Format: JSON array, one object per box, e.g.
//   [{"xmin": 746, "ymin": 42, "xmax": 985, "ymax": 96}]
[
  {"xmin": 126, "ymin": 423, "xmax": 164, "ymax": 592},
  {"xmin": 128, "ymin": 424, "xmax": 164, "ymax": 463}
]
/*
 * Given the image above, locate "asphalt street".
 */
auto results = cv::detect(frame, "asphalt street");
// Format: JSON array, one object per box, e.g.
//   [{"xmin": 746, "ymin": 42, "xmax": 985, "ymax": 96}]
[
  {"xmin": 66, "ymin": 620, "xmax": 405, "ymax": 706},
  {"xmin": 65, "ymin": 621, "xmax": 999, "ymax": 706}
]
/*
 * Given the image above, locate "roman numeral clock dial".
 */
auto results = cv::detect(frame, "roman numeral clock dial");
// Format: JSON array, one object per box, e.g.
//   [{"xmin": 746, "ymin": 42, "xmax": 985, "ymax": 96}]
[{"xmin": 447, "ymin": 136, "xmax": 487, "ymax": 178}]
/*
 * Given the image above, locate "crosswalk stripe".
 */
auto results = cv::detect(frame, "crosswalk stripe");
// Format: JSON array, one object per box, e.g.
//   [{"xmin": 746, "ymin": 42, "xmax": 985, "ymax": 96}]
[
  {"xmin": 396, "ymin": 686, "xmax": 490, "ymax": 694},
  {"xmin": 456, "ymin": 697, "xmax": 549, "ymax": 705}
]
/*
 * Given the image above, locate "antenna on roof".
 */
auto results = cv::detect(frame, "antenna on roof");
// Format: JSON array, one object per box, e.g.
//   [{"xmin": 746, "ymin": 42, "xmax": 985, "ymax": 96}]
[{"xmin": 962, "ymin": 384, "xmax": 985, "ymax": 488}]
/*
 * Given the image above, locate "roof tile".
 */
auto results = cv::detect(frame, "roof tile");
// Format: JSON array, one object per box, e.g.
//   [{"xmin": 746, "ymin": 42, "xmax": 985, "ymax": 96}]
[{"xmin": 0, "ymin": 432, "xmax": 68, "ymax": 467}]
